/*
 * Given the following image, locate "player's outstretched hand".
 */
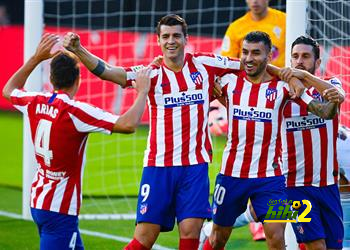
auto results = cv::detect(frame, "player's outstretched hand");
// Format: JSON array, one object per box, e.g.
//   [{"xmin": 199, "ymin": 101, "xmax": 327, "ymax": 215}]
[
  {"xmin": 63, "ymin": 32, "xmax": 81, "ymax": 53},
  {"xmin": 34, "ymin": 33, "xmax": 60, "ymax": 61},
  {"xmin": 134, "ymin": 67, "xmax": 151, "ymax": 95},
  {"xmin": 323, "ymin": 87, "xmax": 345, "ymax": 104}
]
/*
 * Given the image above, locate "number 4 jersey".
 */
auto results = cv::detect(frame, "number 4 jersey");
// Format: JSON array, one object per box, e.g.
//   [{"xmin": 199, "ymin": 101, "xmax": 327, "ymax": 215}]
[{"xmin": 10, "ymin": 89, "xmax": 119, "ymax": 216}]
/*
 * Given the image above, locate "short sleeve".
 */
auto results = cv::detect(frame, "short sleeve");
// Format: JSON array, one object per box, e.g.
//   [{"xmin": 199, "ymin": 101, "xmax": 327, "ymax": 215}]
[
  {"xmin": 10, "ymin": 89, "xmax": 37, "ymax": 114},
  {"xmin": 69, "ymin": 101, "xmax": 119, "ymax": 134}
]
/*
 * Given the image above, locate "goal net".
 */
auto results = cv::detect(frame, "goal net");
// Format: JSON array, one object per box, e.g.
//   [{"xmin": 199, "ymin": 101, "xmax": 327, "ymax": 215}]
[{"xmin": 306, "ymin": 0, "xmax": 350, "ymax": 128}]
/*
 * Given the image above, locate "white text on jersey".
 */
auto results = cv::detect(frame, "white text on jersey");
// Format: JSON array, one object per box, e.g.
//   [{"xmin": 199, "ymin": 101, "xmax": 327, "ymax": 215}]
[
  {"xmin": 163, "ymin": 89, "xmax": 204, "ymax": 108},
  {"xmin": 232, "ymin": 105, "xmax": 273, "ymax": 122},
  {"xmin": 35, "ymin": 104, "xmax": 59, "ymax": 118},
  {"xmin": 285, "ymin": 115, "xmax": 326, "ymax": 132}
]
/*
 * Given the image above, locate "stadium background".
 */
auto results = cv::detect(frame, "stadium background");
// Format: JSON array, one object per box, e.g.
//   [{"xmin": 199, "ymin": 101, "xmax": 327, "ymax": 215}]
[{"xmin": 0, "ymin": 0, "xmax": 349, "ymax": 249}]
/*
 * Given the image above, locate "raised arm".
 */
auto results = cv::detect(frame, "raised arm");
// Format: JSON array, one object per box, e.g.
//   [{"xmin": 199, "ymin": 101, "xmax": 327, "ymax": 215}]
[
  {"xmin": 63, "ymin": 32, "xmax": 128, "ymax": 87},
  {"xmin": 279, "ymin": 67, "xmax": 345, "ymax": 103},
  {"xmin": 2, "ymin": 33, "xmax": 60, "ymax": 100},
  {"xmin": 307, "ymin": 99, "xmax": 338, "ymax": 120},
  {"xmin": 112, "ymin": 67, "xmax": 151, "ymax": 133},
  {"xmin": 306, "ymin": 82, "xmax": 343, "ymax": 119},
  {"xmin": 266, "ymin": 64, "xmax": 305, "ymax": 99}
]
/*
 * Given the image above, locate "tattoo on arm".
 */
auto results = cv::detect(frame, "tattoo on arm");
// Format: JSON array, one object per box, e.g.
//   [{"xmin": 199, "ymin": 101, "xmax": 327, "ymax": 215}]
[
  {"xmin": 91, "ymin": 60, "xmax": 106, "ymax": 76},
  {"xmin": 307, "ymin": 100, "xmax": 337, "ymax": 119}
]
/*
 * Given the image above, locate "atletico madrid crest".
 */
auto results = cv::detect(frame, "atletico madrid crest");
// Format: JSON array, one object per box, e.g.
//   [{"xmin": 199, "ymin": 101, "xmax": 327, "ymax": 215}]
[
  {"xmin": 190, "ymin": 72, "xmax": 203, "ymax": 86},
  {"xmin": 296, "ymin": 225, "xmax": 304, "ymax": 234},
  {"xmin": 266, "ymin": 88, "xmax": 277, "ymax": 101},
  {"xmin": 140, "ymin": 204, "xmax": 148, "ymax": 215}
]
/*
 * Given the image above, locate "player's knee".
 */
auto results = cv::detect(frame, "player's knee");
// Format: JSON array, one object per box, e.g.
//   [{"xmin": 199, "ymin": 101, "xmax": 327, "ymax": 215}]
[
  {"xmin": 266, "ymin": 230, "xmax": 284, "ymax": 241},
  {"xmin": 179, "ymin": 218, "xmax": 203, "ymax": 238},
  {"xmin": 265, "ymin": 228, "xmax": 285, "ymax": 248},
  {"xmin": 209, "ymin": 235, "xmax": 227, "ymax": 249},
  {"xmin": 209, "ymin": 228, "xmax": 231, "ymax": 249},
  {"xmin": 134, "ymin": 223, "xmax": 160, "ymax": 248},
  {"xmin": 304, "ymin": 239, "xmax": 326, "ymax": 250}
]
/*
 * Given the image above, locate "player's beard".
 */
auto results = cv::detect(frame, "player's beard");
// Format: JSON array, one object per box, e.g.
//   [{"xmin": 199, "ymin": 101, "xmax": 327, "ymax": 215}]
[
  {"xmin": 248, "ymin": 58, "xmax": 268, "ymax": 78},
  {"xmin": 296, "ymin": 63, "xmax": 316, "ymax": 75}
]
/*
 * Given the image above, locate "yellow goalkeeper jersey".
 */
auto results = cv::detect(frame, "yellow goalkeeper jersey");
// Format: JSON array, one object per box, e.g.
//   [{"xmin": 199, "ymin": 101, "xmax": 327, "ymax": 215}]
[{"xmin": 221, "ymin": 8, "xmax": 286, "ymax": 67}]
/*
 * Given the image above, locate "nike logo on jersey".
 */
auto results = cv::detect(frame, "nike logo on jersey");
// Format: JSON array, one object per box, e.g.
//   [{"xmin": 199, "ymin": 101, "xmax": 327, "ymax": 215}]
[
  {"xmin": 163, "ymin": 89, "xmax": 204, "ymax": 108},
  {"xmin": 161, "ymin": 82, "xmax": 169, "ymax": 87},
  {"xmin": 232, "ymin": 106, "xmax": 272, "ymax": 122},
  {"xmin": 285, "ymin": 115, "xmax": 326, "ymax": 132}
]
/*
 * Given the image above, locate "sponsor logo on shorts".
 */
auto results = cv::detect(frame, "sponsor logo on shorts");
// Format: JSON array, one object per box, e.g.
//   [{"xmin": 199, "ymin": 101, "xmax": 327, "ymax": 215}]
[{"xmin": 263, "ymin": 199, "xmax": 312, "ymax": 223}]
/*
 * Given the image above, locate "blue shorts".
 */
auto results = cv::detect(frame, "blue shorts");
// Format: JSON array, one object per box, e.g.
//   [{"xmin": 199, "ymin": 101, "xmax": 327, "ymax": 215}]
[
  {"xmin": 136, "ymin": 163, "xmax": 211, "ymax": 232},
  {"xmin": 286, "ymin": 185, "xmax": 344, "ymax": 249},
  {"xmin": 212, "ymin": 174, "xmax": 287, "ymax": 227},
  {"xmin": 31, "ymin": 208, "xmax": 84, "ymax": 250}
]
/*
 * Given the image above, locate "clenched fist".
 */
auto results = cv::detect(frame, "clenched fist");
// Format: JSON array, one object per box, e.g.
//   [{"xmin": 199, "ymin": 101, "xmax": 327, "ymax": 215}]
[{"xmin": 63, "ymin": 32, "xmax": 81, "ymax": 53}]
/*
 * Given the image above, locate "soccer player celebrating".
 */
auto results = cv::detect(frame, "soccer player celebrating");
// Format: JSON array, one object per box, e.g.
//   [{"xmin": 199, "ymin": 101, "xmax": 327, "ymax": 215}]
[
  {"xmin": 63, "ymin": 14, "xmax": 245, "ymax": 250},
  {"xmin": 2, "ymin": 34, "xmax": 151, "ymax": 250},
  {"xmin": 280, "ymin": 36, "xmax": 344, "ymax": 250},
  {"xmin": 202, "ymin": 31, "xmax": 341, "ymax": 250}
]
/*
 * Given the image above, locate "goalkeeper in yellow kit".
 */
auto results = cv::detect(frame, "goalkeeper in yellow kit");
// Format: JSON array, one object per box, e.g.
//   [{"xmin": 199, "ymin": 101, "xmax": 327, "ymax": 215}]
[{"xmin": 221, "ymin": 0, "xmax": 285, "ymax": 68}]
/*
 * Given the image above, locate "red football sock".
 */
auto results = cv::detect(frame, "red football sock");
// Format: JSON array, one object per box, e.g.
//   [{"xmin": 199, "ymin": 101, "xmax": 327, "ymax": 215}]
[
  {"xmin": 203, "ymin": 238, "xmax": 224, "ymax": 250},
  {"xmin": 124, "ymin": 238, "xmax": 149, "ymax": 250},
  {"xmin": 203, "ymin": 239, "xmax": 214, "ymax": 250},
  {"xmin": 179, "ymin": 238, "xmax": 199, "ymax": 250}
]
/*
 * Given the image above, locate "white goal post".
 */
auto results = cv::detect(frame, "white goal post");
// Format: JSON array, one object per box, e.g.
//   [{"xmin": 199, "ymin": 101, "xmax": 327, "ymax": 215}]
[
  {"xmin": 285, "ymin": 3, "xmax": 307, "ymax": 249},
  {"xmin": 23, "ymin": 0, "xmax": 43, "ymax": 220}
]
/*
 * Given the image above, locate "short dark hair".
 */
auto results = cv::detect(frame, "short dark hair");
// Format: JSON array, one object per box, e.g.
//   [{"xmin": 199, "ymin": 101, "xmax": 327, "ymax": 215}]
[
  {"xmin": 50, "ymin": 52, "xmax": 80, "ymax": 89},
  {"xmin": 291, "ymin": 35, "xmax": 320, "ymax": 60},
  {"xmin": 156, "ymin": 14, "xmax": 188, "ymax": 37},
  {"xmin": 243, "ymin": 31, "xmax": 272, "ymax": 52}
]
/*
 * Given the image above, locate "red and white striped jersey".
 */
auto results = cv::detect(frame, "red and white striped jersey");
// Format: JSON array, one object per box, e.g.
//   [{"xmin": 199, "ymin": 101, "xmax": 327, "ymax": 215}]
[
  {"xmin": 125, "ymin": 53, "xmax": 240, "ymax": 167},
  {"xmin": 281, "ymin": 77, "xmax": 342, "ymax": 187},
  {"xmin": 10, "ymin": 89, "xmax": 119, "ymax": 216},
  {"xmin": 219, "ymin": 71, "xmax": 313, "ymax": 178}
]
